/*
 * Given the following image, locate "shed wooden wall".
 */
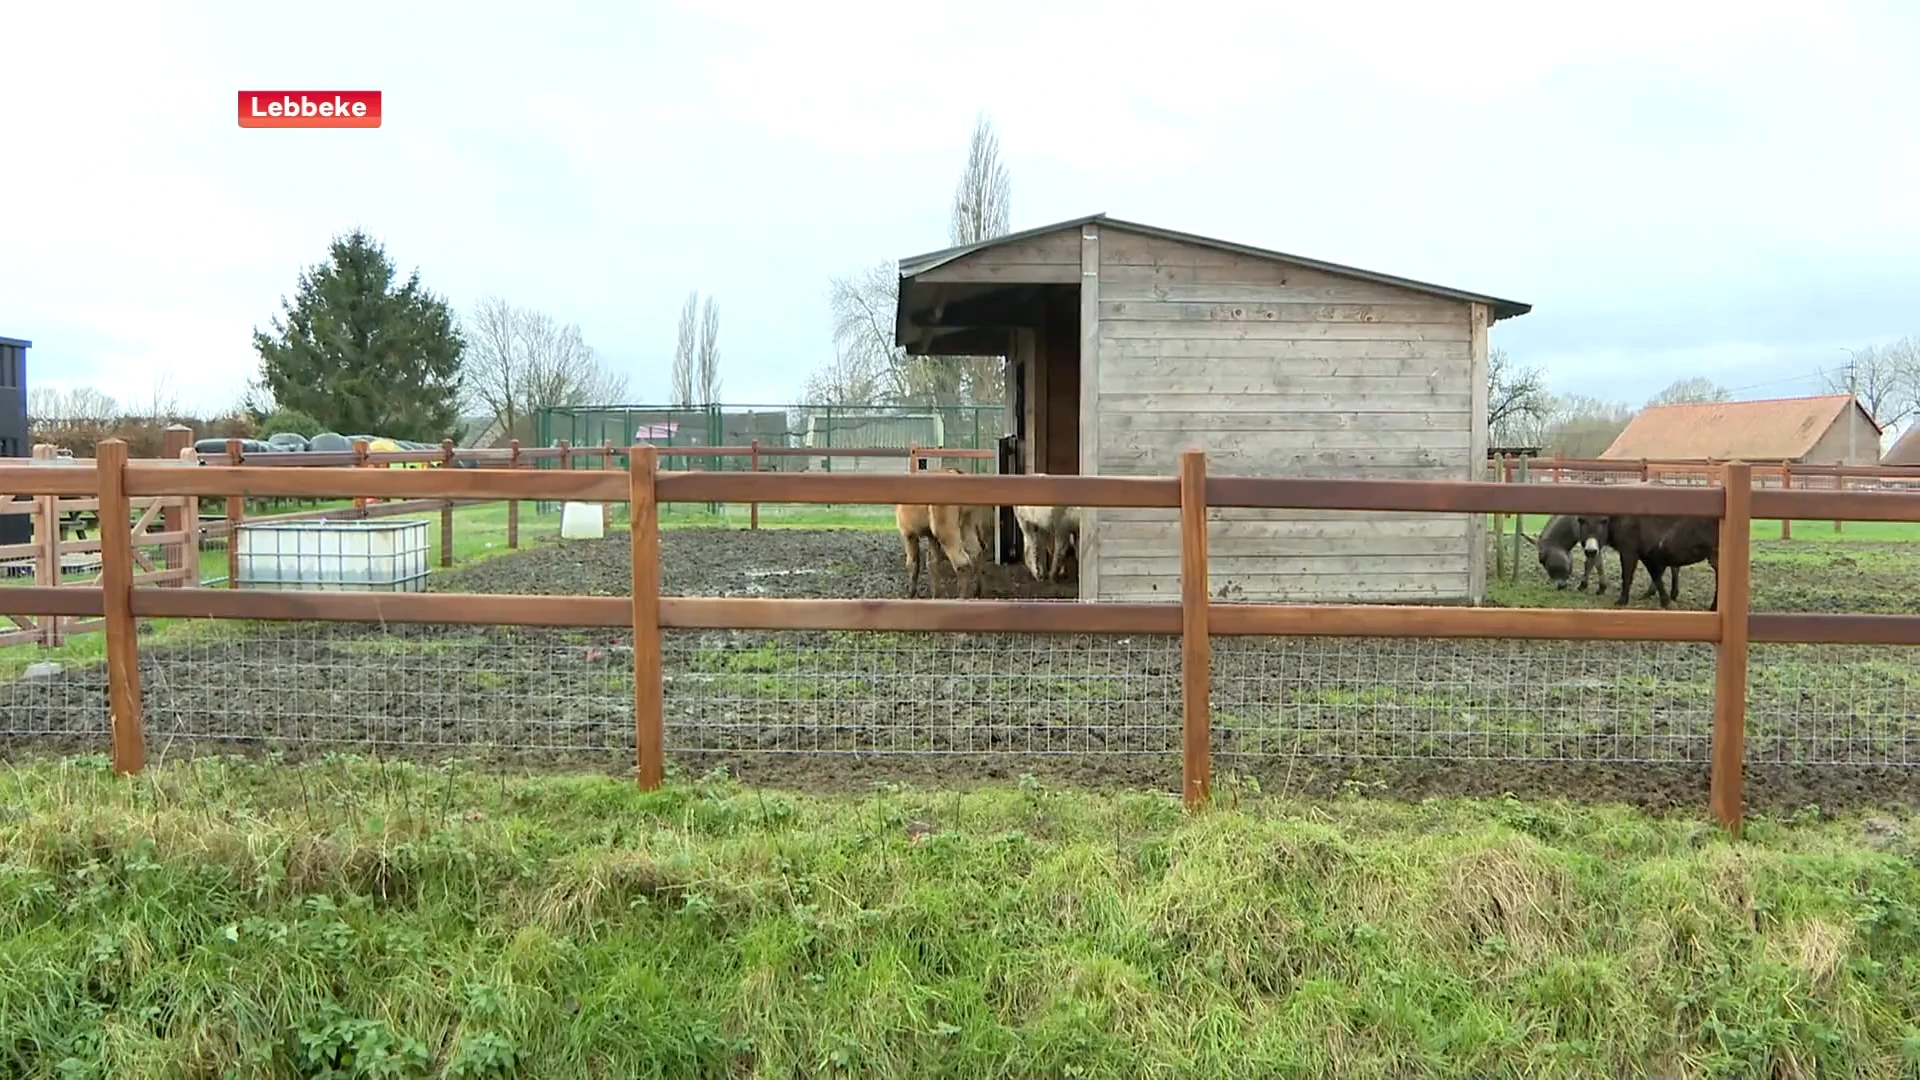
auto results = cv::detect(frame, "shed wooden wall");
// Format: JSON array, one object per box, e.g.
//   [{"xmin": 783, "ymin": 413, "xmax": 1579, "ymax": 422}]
[
  {"xmin": 1087, "ymin": 227, "xmax": 1483, "ymax": 603},
  {"xmin": 1803, "ymin": 406, "xmax": 1882, "ymax": 466}
]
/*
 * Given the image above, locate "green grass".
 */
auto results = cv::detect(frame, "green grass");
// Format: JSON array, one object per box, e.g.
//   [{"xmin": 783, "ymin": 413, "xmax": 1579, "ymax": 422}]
[
  {"xmin": 0, "ymin": 503, "xmax": 577, "ymax": 676},
  {"xmin": 2, "ymin": 756, "xmax": 1919, "ymax": 1078}
]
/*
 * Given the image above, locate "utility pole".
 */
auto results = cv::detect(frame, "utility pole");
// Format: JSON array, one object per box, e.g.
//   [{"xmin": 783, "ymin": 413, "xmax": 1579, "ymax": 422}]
[{"xmin": 1839, "ymin": 346, "xmax": 1859, "ymax": 464}]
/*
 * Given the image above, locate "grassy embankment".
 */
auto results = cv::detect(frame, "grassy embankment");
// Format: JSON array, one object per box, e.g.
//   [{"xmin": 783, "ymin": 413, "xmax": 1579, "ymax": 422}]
[{"xmin": 3, "ymin": 758, "xmax": 1920, "ymax": 1078}]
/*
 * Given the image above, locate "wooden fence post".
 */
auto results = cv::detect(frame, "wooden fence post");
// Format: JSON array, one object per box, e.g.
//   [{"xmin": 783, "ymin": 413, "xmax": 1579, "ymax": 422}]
[
  {"xmin": 1833, "ymin": 474, "xmax": 1844, "ymax": 533},
  {"xmin": 352, "ymin": 438, "xmax": 370, "ymax": 511},
  {"xmin": 1179, "ymin": 449, "xmax": 1211, "ymax": 808},
  {"xmin": 631, "ymin": 445, "xmax": 664, "ymax": 789},
  {"xmin": 1511, "ymin": 455, "xmax": 1530, "ymax": 583},
  {"xmin": 226, "ymin": 439, "xmax": 246, "ymax": 589},
  {"xmin": 1711, "ymin": 461, "xmax": 1752, "ymax": 836},
  {"xmin": 1492, "ymin": 455, "xmax": 1507, "ymax": 581},
  {"xmin": 161, "ymin": 425, "xmax": 193, "ymax": 588},
  {"xmin": 1779, "ymin": 463, "xmax": 1792, "ymax": 541},
  {"xmin": 33, "ymin": 444, "xmax": 63, "ymax": 647},
  {"xmin": 601, "ymin": 439, "xmax": 615, "ymax": 533},
  {"xmin": 440, "ymin": 439, "xmax": 456, "ymax": 568},
  {"xmin": 178, "ymin": 446, "xmax": 201, "ymax": 585},
  {"xmin": 749, "ymin": 439, "xmax": 761, "ymax": 530},
  {"xmin": 96, "ymin": 439, "xmax": 145, "ymax": 775},
  {"xmin": 506, "ymin": 439, "xmax": 522, "ymax": 549}
]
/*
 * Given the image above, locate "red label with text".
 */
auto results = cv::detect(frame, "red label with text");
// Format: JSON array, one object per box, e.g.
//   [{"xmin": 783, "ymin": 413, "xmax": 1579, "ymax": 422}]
[{"xmin": 237, "ymin": 91, "xmax": 382, "ymax": 128}]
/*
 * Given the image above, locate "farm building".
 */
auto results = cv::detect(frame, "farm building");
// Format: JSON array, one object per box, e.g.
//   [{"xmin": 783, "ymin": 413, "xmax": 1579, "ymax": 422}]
[
  {"xmin": 1880, "ymin": 423, "xmax": 1920, "ymax": 466},
  {"xmin": 0, "ymin": 336, "xmax": 26, "ymax": 548},
  {"xmin": 892, "ymin": 213, "xmax": 1531, "ymax": 605},
  {"xmin": 1599, "ymin": 394, "xmax": 1883, "ymax": 467}
]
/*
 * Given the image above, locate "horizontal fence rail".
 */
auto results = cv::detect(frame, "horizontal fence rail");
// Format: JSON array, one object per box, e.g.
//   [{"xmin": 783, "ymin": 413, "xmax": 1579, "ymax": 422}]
[{"xmin": 9, "ymin": 440, "xmax": 1920, "ymax": 834}]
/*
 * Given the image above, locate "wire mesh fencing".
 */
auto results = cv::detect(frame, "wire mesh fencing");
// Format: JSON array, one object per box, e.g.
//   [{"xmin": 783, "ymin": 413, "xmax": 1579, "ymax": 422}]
[
  {"xmin": 135, "ymin": 620, "xmax": 635, "ymax": 767},
  {"xmin": 0, "ymin": 648, "xmax": 108, "ymax": 753},
  {"xmin": 1746, "ymin": 642, "xmax": 1920, "ymax": 768},
  {"xmin": 1, "ymin": 612, "xmax": 1918, "ymax": 806},
  {"xmin": 1211, "ymin": 636, "xmax": 1717, "ymax": 765},
  {"xmin": 662, "ymin": 630, "xmax": 1182, "ymax": 759}
]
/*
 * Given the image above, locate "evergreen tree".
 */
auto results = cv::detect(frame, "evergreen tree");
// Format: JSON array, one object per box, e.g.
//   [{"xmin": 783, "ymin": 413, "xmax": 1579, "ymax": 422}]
[{"xmin": 252, "ymin": 229, "xmax": 465, "ymax": 440}]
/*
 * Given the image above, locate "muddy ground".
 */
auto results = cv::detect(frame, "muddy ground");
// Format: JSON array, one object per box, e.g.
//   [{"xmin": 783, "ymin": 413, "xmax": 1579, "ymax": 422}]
[{"xmin": 2, "ymin": 528, "xmax": 1917, "ymax": 813}]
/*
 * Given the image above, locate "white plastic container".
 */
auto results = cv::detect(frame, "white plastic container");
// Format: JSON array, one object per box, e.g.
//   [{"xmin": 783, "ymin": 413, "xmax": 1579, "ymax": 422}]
[
  {"xmin": 234, "ymin": 519, "xmax": 430, "ymax": 591},
  {"xmin": 560, "ymin": 502, "xmax": 605, "ymax": 540}
]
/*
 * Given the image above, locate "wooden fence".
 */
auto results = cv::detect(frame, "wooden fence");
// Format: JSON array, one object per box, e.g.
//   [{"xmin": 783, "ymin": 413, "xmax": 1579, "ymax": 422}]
[
  {"xmin": 9, "ymin": 435, "xmax": 992, "ymax": 631},
  {"xmin": 1482, "ymin": 453, "xmax": 1920, "ymax": 562},
  {"xmin": 6, "ymin": 438, "xmax": 1920, "ymax": 834}
]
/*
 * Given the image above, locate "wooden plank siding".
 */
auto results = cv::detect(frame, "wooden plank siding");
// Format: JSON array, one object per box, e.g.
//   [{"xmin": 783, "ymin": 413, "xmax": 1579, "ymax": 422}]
[
  {"xmin": 1089, "ymin": 227, "xmax": 1483, "ymax": 604},
  {"xmin": 912, "ymin": 229, "xmax": 1082, "ymax": 284}
]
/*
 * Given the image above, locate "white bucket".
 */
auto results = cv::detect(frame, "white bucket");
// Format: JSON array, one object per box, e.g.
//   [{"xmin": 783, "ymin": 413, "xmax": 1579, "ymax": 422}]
[{"xmin": 559, "ymin": 502, "xmax": 605, "ymax": 540}]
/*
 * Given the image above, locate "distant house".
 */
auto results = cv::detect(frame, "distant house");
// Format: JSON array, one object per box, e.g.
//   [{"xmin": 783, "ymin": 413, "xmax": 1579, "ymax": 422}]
[
  {"xmin": 1600, "ymin": 394, "xmax": 1883, "ymax": 466},
  {"xmin": 1880, "ymin": 424, "xmax": 1920, "ymax": 466}
]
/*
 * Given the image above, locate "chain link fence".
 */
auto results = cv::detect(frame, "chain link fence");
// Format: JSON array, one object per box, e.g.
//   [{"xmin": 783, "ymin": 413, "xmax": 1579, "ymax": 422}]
[{"xmin": 535, "ymin": 403, "xmax": 1004, "ymax": 522}]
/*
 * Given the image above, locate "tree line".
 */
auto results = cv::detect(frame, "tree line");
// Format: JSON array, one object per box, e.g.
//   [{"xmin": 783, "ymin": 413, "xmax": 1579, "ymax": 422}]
[
  {"xmin": 1488, "ymin": 340, "xmax": 1919, "ymax": 458},
  {"xmin": 31, "ymin": 228, "xmax": 649, "ymax": 452}
]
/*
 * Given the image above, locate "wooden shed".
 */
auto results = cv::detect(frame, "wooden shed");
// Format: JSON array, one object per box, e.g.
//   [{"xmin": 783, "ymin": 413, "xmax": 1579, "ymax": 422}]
[{"xmin": 893, "ymin": 214, "xmax": 1531, "ymax": 604}]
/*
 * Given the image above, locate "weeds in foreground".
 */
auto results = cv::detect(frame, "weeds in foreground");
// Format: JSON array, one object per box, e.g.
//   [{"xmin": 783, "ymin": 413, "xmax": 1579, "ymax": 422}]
[{"xmin": 0, "ymin": 756, "xmax": 1918, "ymax": 1077}]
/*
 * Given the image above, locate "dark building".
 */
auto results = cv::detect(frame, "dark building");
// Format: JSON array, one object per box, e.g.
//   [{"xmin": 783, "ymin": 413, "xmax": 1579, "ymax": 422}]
[{"xmin": 0, "ymin": 336, "xmax": 27, "ymax": 547}]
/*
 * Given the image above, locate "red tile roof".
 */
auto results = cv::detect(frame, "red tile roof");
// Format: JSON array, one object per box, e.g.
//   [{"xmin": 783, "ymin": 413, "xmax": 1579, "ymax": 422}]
[{"xmin": 1599, "ymin": 394, "xmax": 1876, "ymax": 461}]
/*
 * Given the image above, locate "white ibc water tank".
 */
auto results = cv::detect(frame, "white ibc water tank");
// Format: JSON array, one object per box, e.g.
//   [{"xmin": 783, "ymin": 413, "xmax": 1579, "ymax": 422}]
[{"xmin": 560, "ymin": 502, "xmax": 605, "ymax": 540}]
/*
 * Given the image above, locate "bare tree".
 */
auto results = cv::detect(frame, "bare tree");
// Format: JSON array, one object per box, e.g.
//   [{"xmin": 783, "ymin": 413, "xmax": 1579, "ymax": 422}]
[
  {"xmin": 461, "ymin": 296, "xmax": 524, "ymax": 439},
  {"xmin": 933, "ymin": 111, "xmax": 1014, "ymax": 407},
  {"xmin": 697, "ymin": 295, "xmax": 722, "ymax": 403},
  {"xmin": 129, "ymin": 373, "xmax": 183, "ymax": 424},
  {"xmin": 1822, "ymin": 338, "xmax": 1919, "ymax": 430},
  {"xmin": 1542, "ymin": 394, "xmax": 1638, "ymax": 458},
  {"xmin": 1646, "ymin": 377, "xmax": 1732, "ymax": 407},
  {"xmin": 672, "ymin": 291, "xmax": 698, "ymax": 407},
  {"xmin": 801, "ymin": 345, "xmax": 889, "ymax": 407},
  {"xmin": 1487, "ymin": 348, "xmax": 1551, "ymax": 447},
  {"xmin": 950, "ymin": 111, "xmax": 1012, "ymax": 247},
  {"xmin": 27, "ymin": 386, "xmax": 120, "ymax": 424},
  {"xmin": 825, "ymin": 261, "xmax": 908, "ymax": 404},
  {"xmin": 458, "ymin": 299, "xmax": 630, "ymax": 445},
  {"xmin": 518, "ymin": 311, "xmax": 628, "ymax": 418},
  {"xmin": 26, "ymin": 386, "xmax": 63, "ymax": 424}
]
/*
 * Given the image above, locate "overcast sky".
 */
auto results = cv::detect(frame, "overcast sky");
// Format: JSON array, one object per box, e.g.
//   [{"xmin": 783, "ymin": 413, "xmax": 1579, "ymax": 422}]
[{"xmin": 4, "ymin": 0, "xmax": 1916, "ymax": 423}]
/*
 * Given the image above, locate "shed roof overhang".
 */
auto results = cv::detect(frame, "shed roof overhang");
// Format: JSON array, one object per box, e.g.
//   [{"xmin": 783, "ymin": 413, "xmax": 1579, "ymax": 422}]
[{"xmin": 894, "ymin": 212, "xmax": 1532, "ymax": 355}]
